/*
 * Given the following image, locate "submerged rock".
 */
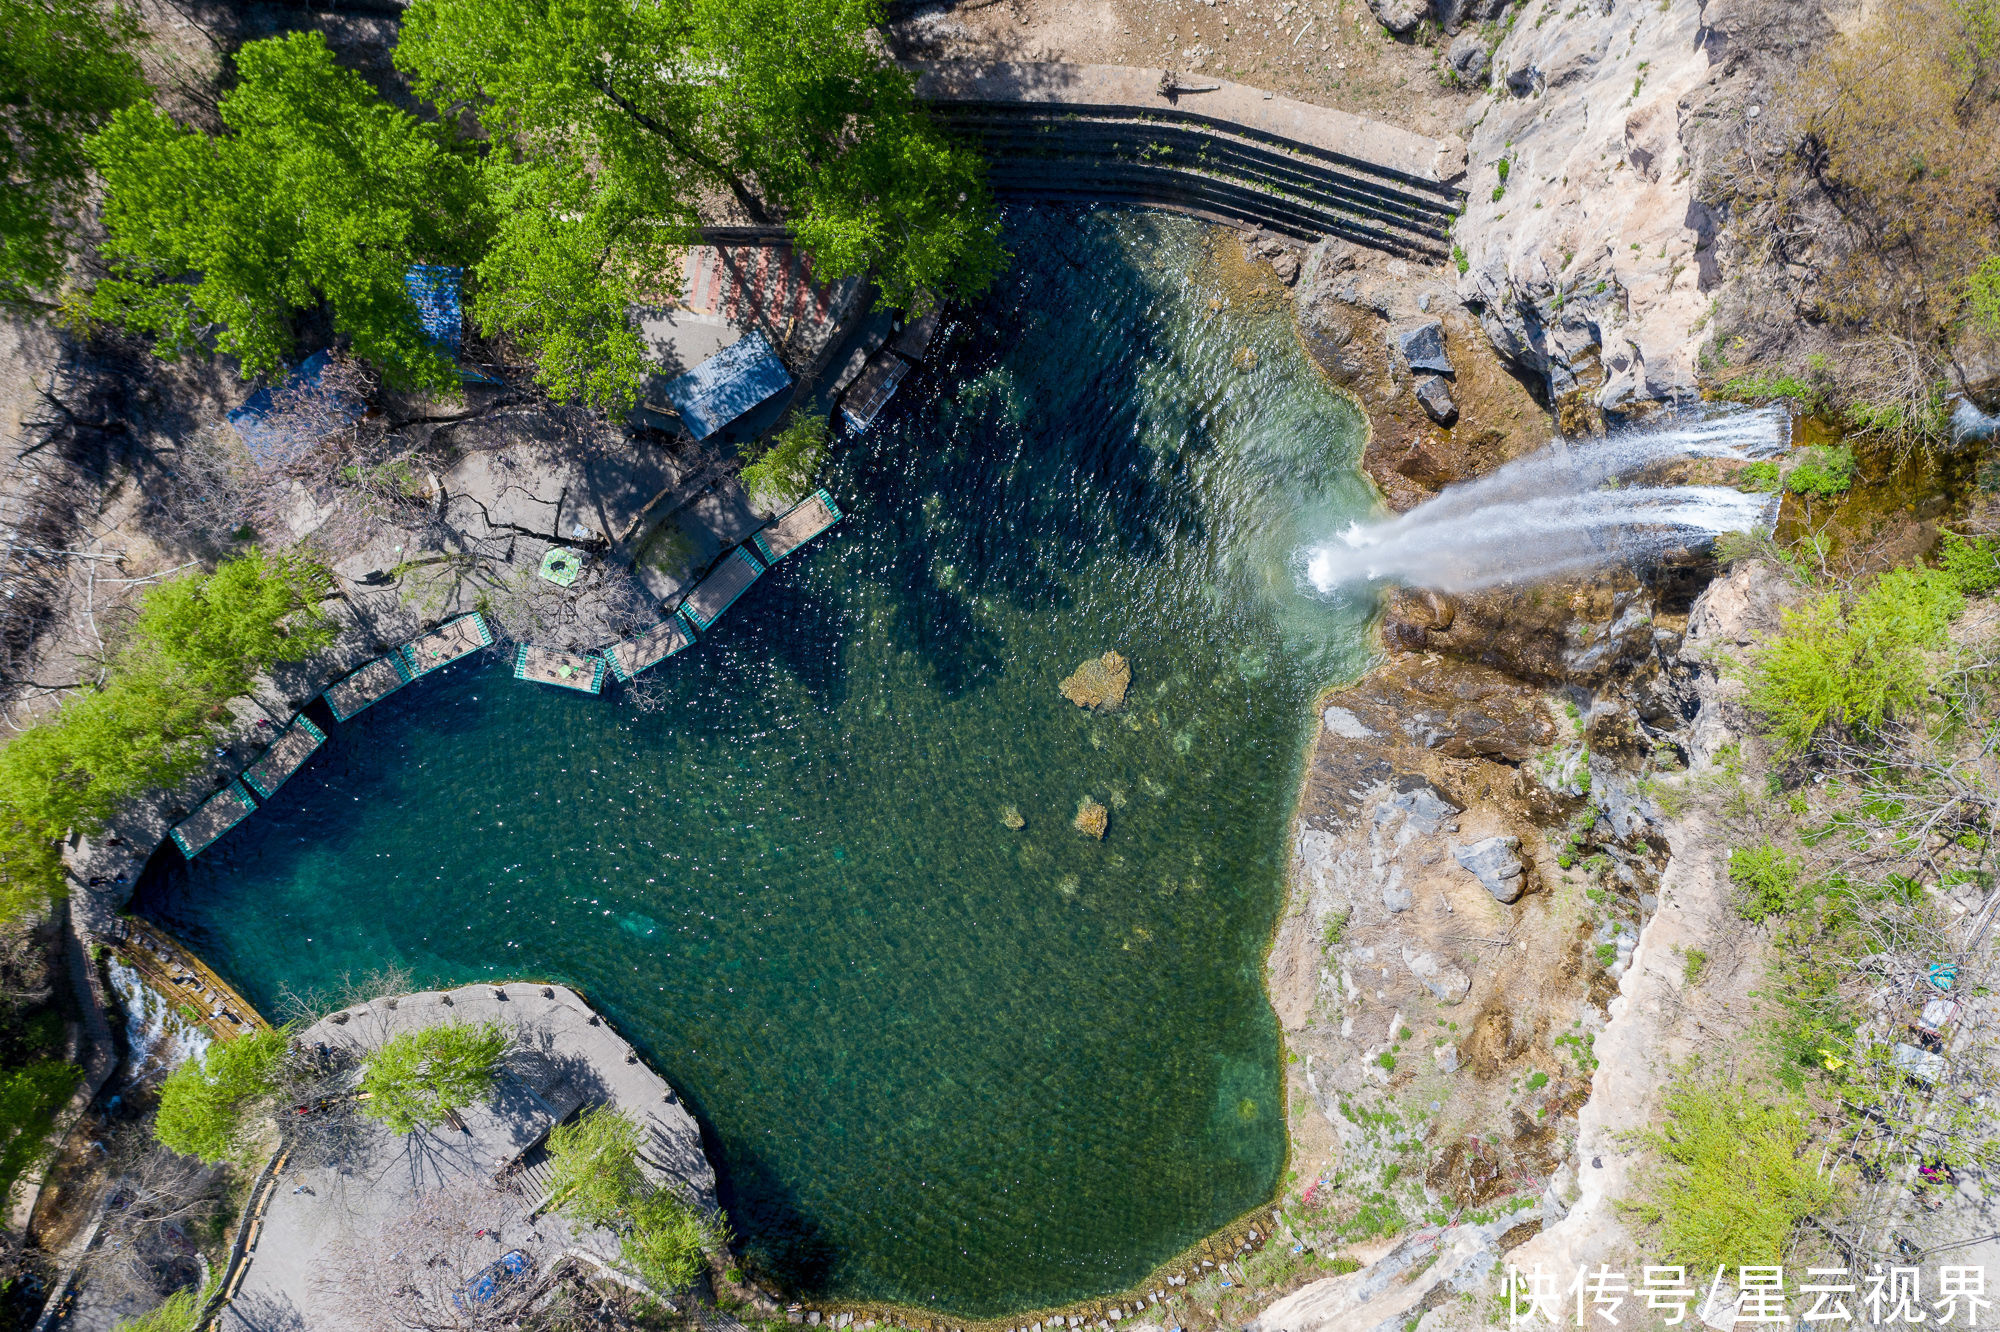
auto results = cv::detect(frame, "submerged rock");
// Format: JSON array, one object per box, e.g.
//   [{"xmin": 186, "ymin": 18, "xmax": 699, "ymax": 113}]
[
  {"xmin": 1075, "ymin": 797, "xmax": 1109, "ymax": 839},
  {"xmin": 1001, "ymin": 805, "xmax": 1026, "ymax": 830},
  {"xmin": 1060, "ymin": 651, "xmax": 1132, "ymax": 710},
  {"xmin": 1454, "ymin": 835, "xmax": 1525, "ymax": 903}
]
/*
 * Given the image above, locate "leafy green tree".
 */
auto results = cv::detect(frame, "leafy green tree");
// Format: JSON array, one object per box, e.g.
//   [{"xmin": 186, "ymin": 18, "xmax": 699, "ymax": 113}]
[
  {"xmin": 154, "ymin": 1028, "xmax": 288, "ymax": 1162},
  {"xmin": 396, "ymin": 0, "xmax": 1002, "ymax": 409},
  {"xmin": 546, "ymin": 1105, "xmax": 722, "ymax": 1291},
  {"xmin": 88, "ymin": 30, "xmax": 485, "ymax": 389},
  {"xmin": 545, "ymin": 1105, "xmax": 647, "ymax": 1226},
  {"xmin": 739, "ymin": 414, "xmax": 828, "ymax": 506},
  {"xmin": 0, "ymin": 550, "xmax": 333, "ymax": 925},
  {"xmin": 0, "ymin": 1057, "xmax": 82, "ymax": 1198},
  {"xmin": 359, "ymin": 1020, "xmax": 509, "ymax": 1134},
  {"xmin": 621, "ymin": 1188, "xmax": 720, "ymax": 1291},
  {"xmin": 0, "ymin": 0, "xmax": 146, "ymax": 309}
]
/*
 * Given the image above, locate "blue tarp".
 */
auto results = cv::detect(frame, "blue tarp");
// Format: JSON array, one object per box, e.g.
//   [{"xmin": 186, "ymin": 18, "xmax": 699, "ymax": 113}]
[
  {"xmin": 405, "ymin": 263, "xmax": 464, "ymax": 354},
  {"xmin": 226, "ymin": 351, "xmax": 365, "ymax": 467},
  {"xmin": 660, "ymin": 330, "xmax": 792, "ymax": 440}
]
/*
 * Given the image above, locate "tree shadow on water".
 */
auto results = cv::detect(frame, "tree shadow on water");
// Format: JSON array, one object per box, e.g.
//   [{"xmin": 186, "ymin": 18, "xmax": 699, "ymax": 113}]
[{"xmin": 842, "ymin": 208, "xmax": 1216, "ymax": 698}]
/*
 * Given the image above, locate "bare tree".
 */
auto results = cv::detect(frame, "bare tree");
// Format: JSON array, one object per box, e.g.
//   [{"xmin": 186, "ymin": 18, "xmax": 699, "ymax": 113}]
[
  {"xmin": 77, "ymin": 1144, "xmax": 226, "ymax": 1312},
  {"xmin": 319, "ymin": 1175, "xmax": 549, "ymax": 1332}
]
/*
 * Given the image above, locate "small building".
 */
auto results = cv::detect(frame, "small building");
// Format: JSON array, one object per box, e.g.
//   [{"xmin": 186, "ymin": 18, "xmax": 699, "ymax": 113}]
[
  {"xmin": 405, "ymin": 264, "xmax": 464, "ymax": 355},
  {"xmin": 840, "ymin": 352, "xmax": 909, "ymax": 433},
  {"xmin": 657, "ymin": 331, "xmax": 793, "ymax": 441}
]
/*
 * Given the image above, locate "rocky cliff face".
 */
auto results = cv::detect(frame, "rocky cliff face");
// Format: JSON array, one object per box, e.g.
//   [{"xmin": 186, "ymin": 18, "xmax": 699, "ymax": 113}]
[
  {"xmin": 1452, "ymin": 0, "xmax": 1723, "ymax": 416},
  {"xmin": 1446, "ymin": 0, "xmax": 1832, "ymax": 419}
]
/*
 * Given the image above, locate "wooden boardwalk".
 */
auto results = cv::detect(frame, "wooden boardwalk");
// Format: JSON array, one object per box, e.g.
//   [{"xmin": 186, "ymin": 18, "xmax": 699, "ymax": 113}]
[
  {"xmin": 680, "ymin": 547, "xmax": 764, "ymax": 631},
  {"xmin": 168, "ymin": 780, "xmax": 257, "ymax": 859},
  {"xmin": 514, "ymin": 644, "xmax": 607, "ymax": 694},
  {"xmin": 241, "ymin": 717, "xmax": 326, "ymax": 799},
  {"xmin": 323, "ymin": 653, "xmax": 411, "ymax": 721},
  {"xmin": 752, "ymin": 489, "xmax": 844, "ymax": 566},
  {"xmin": 401, "ymin": 611, "xmax": 494, "ymax": 678},
  {"xmin": 603, "ymin": 612, "xmax": 696, "ymax": 681}
]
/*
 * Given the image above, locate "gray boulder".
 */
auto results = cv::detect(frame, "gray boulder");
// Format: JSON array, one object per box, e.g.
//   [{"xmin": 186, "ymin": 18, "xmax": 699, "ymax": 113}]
[
  {"xmin": 1414, "ymin": 375, "xmax": 1458, "ymax": 424},
  {"xmin": 1373, "ymin": 780, "xmax": 1462, "ymax": 837},
  {"xmin": 1395, "ymin": 320, "xmax": 1453, "ymax": 375},
  {"xmin": 1364, "ymin": 0, "xmax": 1428, "ymax": 33},
  {"xmin": 1403, "ymin": 945, "xmax": 1472, "ymax": 1004},
  {"xmin": 1436, "ymin": 0, "xmax": 1513, "ymax": 29},
  {"xmin": 1447, "ymin": 34, "xmax": 1490, "ymax": 82},
  {"xmin": 1453, "ymin": 835, "xmax": 1525, "ymax": 903}
]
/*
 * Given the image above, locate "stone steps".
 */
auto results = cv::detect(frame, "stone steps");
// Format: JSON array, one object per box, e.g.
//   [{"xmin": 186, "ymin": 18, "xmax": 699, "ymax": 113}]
[{"xmin": 932, "ymin": 103, "xmax": 1461, "ymax": 258}]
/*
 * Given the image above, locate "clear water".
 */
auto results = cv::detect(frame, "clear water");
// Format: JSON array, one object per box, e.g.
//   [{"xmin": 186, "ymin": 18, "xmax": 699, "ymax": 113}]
[{"xmin": 136, "ymin": 210, "xmax": 1378, "ymax": 1317}]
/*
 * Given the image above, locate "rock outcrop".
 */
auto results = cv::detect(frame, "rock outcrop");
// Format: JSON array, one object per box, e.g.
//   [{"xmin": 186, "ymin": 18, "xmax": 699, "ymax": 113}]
[{"xmin": 1454, "ymin": 0, "xmax": 1724, "ymax": 413}]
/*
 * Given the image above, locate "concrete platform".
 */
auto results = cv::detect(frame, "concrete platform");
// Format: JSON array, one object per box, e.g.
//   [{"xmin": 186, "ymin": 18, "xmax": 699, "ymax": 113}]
[{"xmin": 216, "ymin": 983, "xmax": 715, "ymax": 1332}]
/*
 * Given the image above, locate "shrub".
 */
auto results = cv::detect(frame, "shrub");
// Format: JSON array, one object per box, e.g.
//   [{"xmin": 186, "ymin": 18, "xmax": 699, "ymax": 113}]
[
  {"xmin": 1938, "ymin": 532, "xmax": 2000, "ymax": 595},
  {"xmin": 113, "ymin": 1283, "xmax": 215, "ymax": 1332},
  {"xmin": 738, "ymin": 414, "xmax": 829, "ymax": 507},
  {"xmin": 1737, "ymin": 461, "xmax": 1780, "ymax": 492},
  {"xmin": 1785, "ymin": 444, "xmax": 1856, "ymax": 498},
  {"xmin": 1682, "ymin": 948, "xmax": 1709, "ymax": 985},
  {"xmin": 1744, "ymin": 567, "xmax": 1963, "ymax": 751},
  {"xmin": 1635, "ymin": 1077, "xmax": 1837, "ymax": 1268},
  {"xmin": 1729, "ymin": 844, "xmax": 1803, "ymax": 923},
  {"xmin": 154, "ymin": 1028, "xmax": 288, "ymax": 1162},
  {"xmin": 359, "ymin": 1020, "xmax": 509, "ymax": 1134}
]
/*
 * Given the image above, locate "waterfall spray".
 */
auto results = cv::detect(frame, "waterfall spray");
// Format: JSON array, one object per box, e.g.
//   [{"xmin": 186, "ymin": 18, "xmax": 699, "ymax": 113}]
[{"xmin": 1302, "ymin": 407, "xmax": 1787, "ymax": 595}]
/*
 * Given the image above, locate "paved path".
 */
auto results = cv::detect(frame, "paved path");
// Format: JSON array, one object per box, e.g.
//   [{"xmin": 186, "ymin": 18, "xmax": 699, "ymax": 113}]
[
  {"xmin": 911, "ymin": 61, "xmax": 1466, "ymax": 185},
  {"xmin": 218, "ymin": 983, "xmax": 714, "ymax": 1332}
]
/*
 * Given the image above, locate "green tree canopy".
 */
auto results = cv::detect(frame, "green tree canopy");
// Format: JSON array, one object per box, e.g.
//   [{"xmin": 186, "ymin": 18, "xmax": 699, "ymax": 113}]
[
  {"xmin": 359, "ymin": 1020, "xmax": 509, "ymax": 1134},
  {"xmin": 88, "ymin": 30, "xmax": 485, "ymax": 388},
  {"xmin": 545, "ymin": 1105, "xmax": 647, "ymax": 1227},
  {"xmin": 0, "ymin": 549, "xmax": 332, "ymax": 924},
  {"xmin": 154, "ymin": 1027, "xmax": 288, "ymax": 1162},
  {"xmin": 545, "ymin": 1105, "xmax": 721, "ymax": 1291},
  {"xmin": 0, "ymin": 0, "xmax": 146, "ymax": 308},
  {"xmin": 395, "ymin": 0, "xmax": 1002, "ymax": 408}
]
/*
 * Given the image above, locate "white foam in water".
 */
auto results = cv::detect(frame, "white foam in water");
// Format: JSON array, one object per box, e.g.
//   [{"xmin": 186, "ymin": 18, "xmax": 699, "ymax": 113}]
[{"xmin": 1301, "ymin": 406, "xmax": 1787, "ymax": 594}]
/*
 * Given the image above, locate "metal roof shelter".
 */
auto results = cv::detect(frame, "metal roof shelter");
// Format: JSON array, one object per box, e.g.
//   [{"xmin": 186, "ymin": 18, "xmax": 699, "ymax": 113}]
[
  {"xmin": 405, "ymin": 264, "xmax": 464, "ymax": 355},
  {"xmin": 659, "ymin": 331, "xmax": 792, "ymax": 440}
]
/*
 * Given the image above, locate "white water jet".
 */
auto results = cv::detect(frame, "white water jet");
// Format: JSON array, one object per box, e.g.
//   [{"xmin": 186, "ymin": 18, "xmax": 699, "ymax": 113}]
[
  {"xmin": 1302, "ymin": 407, "xmax": 1787, "ymax": 595},
  {"xmin": 108, "ymin": 958, "xmax": 210, "ymax": 1074}
]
